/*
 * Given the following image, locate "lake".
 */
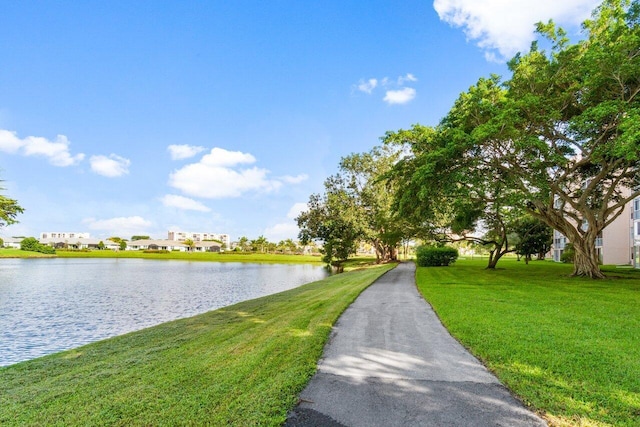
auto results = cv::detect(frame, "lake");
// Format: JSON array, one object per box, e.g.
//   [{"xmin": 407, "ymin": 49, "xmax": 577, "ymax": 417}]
[{"xmin": 0, "ymin": 258, "xmax": 329, "ymax": 367}]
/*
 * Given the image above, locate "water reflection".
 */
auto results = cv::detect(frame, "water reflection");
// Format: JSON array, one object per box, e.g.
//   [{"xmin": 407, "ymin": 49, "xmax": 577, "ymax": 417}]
[{"xmin": 0, "ymin": 258, "xmax": 328, "ymax": 366}]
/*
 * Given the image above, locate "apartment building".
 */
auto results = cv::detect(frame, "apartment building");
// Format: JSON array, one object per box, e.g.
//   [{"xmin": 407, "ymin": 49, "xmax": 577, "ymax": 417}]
[
  {"xmin": 552, "ymin": 198, "xmax": 635, "ymax": 266},
  {"xmin": 167, "ymin": 231, "xmax": 230, "ymax": 248},
  {"xmin": 40, "ymin": 232, "xmax": 90, "ymax": 239}
]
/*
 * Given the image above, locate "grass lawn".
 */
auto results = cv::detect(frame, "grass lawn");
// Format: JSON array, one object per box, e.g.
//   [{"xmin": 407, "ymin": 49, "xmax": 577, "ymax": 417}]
[
  {"xmin": 416, "ymin": 258, "xmax": 640, "ymax": 427},
  {"xmin": 0, "ymin": 247, "xmax": 326, "ymax": 264},
  {"xmin": 0, "ymin": 262, "xmax": 394, "ymax": 426},
  {"xmin": 54, "ymin": 249, "xmax": 326, "ymax": 264},
  {"xmin": 0, "ymin": 248, "xmax": 55, "ymax": 258}
]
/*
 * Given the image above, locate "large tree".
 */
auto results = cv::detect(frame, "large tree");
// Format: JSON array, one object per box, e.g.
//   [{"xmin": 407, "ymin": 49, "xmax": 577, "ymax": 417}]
[
  {"xmin": 390, "ymin": 0, "xmax": 640, "ymax": 278},
  {"xmin": 513, "ymin": 216, "xmax": 554, "ymax": 263},
  {"xmin": 496, "ymin": 0, "xmax": 639, "ymax": 277},
  {"xmin": 296, "ymin": 190, "xmax": 362, "ymax": 267},
  {"xmin": 298, "ymin": 145, "xmax": 408, "ymax": 265},
  {"xmin": 384, "ymin": 122, "xmax": 525, "ymax": 269},
  {"xmin": 337, "ymin": 145, "xmax": 407, "ymax": 263},
  {"xmin": 0, "ymin": 182, "xmax": 24, "ymax": 229}
]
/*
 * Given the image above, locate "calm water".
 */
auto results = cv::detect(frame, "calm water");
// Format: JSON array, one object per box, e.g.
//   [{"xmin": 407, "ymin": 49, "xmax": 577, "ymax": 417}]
[{"xmin": 0, "ymin": 258, "xmax": 329, "ymax": 367}]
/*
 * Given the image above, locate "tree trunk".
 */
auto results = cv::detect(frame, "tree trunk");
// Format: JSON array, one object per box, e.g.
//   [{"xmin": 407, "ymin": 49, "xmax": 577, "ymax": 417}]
[
  {"xmin": 486, "ymin": 242, "xmax": 513, "ymax": 269},
  {"xmin": 572, "ymin": 238, "xmax": 605, "ymax": 279},
  {"xmin": 388, "ymin": 246, "xmax": 398, "ymax": 261}
]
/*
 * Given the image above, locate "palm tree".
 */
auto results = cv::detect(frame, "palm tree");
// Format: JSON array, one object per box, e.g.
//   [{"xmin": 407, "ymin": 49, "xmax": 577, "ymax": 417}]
[{"xmin": 184, "ymin": 238, "xmax": 195, "ymax": 252}]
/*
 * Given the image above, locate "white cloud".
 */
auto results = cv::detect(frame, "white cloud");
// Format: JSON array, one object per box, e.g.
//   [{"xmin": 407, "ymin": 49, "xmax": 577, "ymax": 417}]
[
  {"xmin": 83, "ymin": 216, "xmax": 152, "ymax": 236},
  {"xmin": 357, "ymin": 78, "xmax": 378, "ymax": 94},
  {"xmin": 169, "ymin": 163, "xmax": 279, "ymax": 198},
  {"xmin": 0, "ymin": 129, "xmax": 84, "ymax": 166},
  {"xmin": 168, "ymin": 147, "xmax": 305, "ymax": 199},
  {"xmin": 287, "ymin": 202, "xmax": 308, "ymax": 219},
  {"xmin": 264, "ymin": 202, "xmax": 308, "ymax": 241},
  {"xmin": 397, "ymin": 73, "xmax": 418, "ymax": 85},
  {"xmin": 354, "ymin": 74, "xmax": 418, "ymax": 105},
  {"xmin": 160, "ymin": 194, "xmax": 211, "ymax": 212},
  {"xmin": 384, "ymin": 87, "xmax": 417, "ymax": 105},
  {"xmin": 167, "ymin": 144, "xmax": 206, "ymax": 160},
  {"xmin": 433, "ymin": 0, "xmax": 600, "ymax": 61},
  {"xmin": 264, "ymin": 222, "xmax": 300, "ymax": 242},
  {"xmin": 280, "ymin": 174, "xmax": 309, "ymax": 184},
  {"xmin": 90, "ymin": 154, "xmax": 130, "ymax": 177}
]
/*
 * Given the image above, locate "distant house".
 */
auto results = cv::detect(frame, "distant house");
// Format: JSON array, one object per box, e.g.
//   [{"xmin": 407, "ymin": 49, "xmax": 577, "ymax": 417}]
[
  {"xmin": 39, "ymin": 237, "xmax": 120, "ymax": 251},
  {"xmin": 167, "ymin": 230, "xmax": 230, "ymax": 249},
  {"xmin": 125, "ymin": 239, "xmax": 189, "ymax": 251},
  {"xmin": 2, "ymin": 237, "xmax": 23, "ymax": 249},
  {"xmin": 194, "ymin": 241, "xmax": 222, "ymax": 252}
]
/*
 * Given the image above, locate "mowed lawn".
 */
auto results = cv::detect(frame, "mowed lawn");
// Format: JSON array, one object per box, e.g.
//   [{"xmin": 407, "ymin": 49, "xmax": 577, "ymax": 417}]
[
  {"xmin": 416, "ymin": 258, "xmax": 640, "ymax": 427},
  {"xmin": 0, "ymin": 263, "xmax": 394, "ymax": 426}
]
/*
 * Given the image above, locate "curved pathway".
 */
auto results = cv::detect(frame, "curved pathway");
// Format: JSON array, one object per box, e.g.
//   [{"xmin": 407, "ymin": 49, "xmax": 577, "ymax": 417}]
[{"xmin": 285, "ymin": 262, "xmax": 546, "ymax": 426}]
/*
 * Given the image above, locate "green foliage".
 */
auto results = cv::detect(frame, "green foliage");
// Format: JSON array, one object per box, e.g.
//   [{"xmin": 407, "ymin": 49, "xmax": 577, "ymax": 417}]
[
  {"xmin": 298, "ymin": 145, "xmax": 408, "ymax": 266},
  {"xmin": 416, "ymin": 258, "xmax": 640, "ymax": 426},
  {"xmin": 0, "ymin": 237, "xmax": 3, "ymax": 247},
  {"xmin": 560, "ymin": 243, "xmax": 575, "ymax": 263},
  {"xmin": 131, "ymin": 235, "xmax": 150, "ymax": 241},
  {"xmin": 119, "ymin": 240, "xmax": 127, "ymax": 250},
  {"xmin": 183, "ymin": 238, "xmax": 195, "ymax": 251},
  {"xmin": 513, "ymin": 216, "xmax": 553, "ymax": 261},
  {"xmin": 297, "ymin": 191, "xmax": 362, "ymax": 266},
  {"xmin": 385, "ymin": 0, "xmax": 640, "ymax": 278},
  {"xmin": 416, "ymin": 245, "xmax": 458, "ymax": 267},
  {"xmin": 0, "ymin": 264, "xmax": 394, "ymax": 426},
  {"xmin": 97, "ymin": 241, "xmax": 105, "ymax": 250},
  {"xmin": 20, "ymin": 237, "xmax": 56, "ymax": 254},
  {"xmin": 0, "ymin": 183, "xmax": 24, "ymax": 228}
]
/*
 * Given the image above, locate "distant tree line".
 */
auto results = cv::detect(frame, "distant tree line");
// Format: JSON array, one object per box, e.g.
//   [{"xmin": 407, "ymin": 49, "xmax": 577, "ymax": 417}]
[{"xmin": 232, "ymin": 236, "xmax": 314, "ymax": 255}]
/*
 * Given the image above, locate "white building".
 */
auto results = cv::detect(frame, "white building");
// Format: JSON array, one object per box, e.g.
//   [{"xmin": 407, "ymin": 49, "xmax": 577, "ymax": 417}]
[
  {"xmin": 552, "ymin": 197, "xmax": 635, "ymax": 266},
  {"xmin": 40, "ymin": 232, "xmax": 90, "ymax": 239},
  {"xmin": 126, "ymin": 239, "xmax": 222, "ymax": 252},
  {"xmin": 167, "ymin": 231, "xmax": 230, "ymax": 248},
  {"xmin": 39, "ymin": 237, "xmax": 120, "ymax": 251}
]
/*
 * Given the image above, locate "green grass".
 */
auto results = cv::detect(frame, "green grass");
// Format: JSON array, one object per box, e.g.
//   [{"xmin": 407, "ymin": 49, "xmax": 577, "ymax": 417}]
[
  {"xmin": 0, "ymin": 248, "xmax": 55, "ymax": 258},
  {"xmin": 0, "ymin": 262, "xmax": 395, "ymax": 426},
  {"xmin": 54, "ymin": 249, "xmax": 325, "ymax": 264},
  {"xmin": 416, "ymin": 259, "xmax": 640, "ymax": 427}
]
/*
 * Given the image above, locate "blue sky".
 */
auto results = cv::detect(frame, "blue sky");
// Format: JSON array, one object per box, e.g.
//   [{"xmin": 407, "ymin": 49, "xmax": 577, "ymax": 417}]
[{"xmin": 0, "ymin": 0, "xmax": 599, "ymax": 242}]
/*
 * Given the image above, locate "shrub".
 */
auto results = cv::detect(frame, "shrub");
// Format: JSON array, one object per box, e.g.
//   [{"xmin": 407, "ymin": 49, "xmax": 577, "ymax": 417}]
[
  {"xmin": 560, "ymin": 243, "xmax": 575, "ymax": 264},
  {"xmin": 416, "ymin": 245, "xmax": 458, "ymax": 267},
  {"xmin": 20, "ymin": 237, "xmax": 56, "ymax": 254}
]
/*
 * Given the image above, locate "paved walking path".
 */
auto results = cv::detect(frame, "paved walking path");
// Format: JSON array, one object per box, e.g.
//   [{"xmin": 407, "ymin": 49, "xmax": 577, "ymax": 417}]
[{"xmin": 285, "ymin": 262, "xmax": 547, "ymax": 426}]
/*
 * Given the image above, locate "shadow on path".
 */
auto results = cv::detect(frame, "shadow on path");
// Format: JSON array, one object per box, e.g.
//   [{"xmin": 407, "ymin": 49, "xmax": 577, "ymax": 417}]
[{"xmin": 285, "ymin": 262, "xmax": 546, "ymax": 427}]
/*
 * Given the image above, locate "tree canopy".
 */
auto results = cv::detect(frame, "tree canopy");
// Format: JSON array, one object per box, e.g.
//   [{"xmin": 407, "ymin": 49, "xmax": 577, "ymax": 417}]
[
  {"xmin": 0, "ymin": 182, "xmax": 24, "ymax": 229},
  {"xmin": 386, "ymin": 0, "xmax": 640, "ymax": 277},
  {"xmin": 297, "ymin": 145, "xmax": 408, "ymax": 266}
]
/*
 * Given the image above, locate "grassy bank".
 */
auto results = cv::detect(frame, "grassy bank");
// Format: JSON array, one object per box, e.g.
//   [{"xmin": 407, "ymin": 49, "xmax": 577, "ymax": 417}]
[
  {"xmin": 416, "ymin": 259, "xmax": 640, "ymax": 427},
  {"xmin": 0, "ymin": 263, "xmax": 395, "ymax": 426},
  {"xmin": 0, "ymin": 247, "xmax": 324, "ymax": 264},
  {"xmin": 0, "ymin": 248, "xmax": 55, "ymax": 258},
  {"xmin": 55, "ymin": 250, "xmax": 325, "ymax": 264}
]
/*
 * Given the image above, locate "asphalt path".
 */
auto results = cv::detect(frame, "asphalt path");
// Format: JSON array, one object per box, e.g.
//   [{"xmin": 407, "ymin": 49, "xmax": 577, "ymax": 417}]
[{"xmin": 285, "ymin": 262, "xmax": 547, "ymax": 427}]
